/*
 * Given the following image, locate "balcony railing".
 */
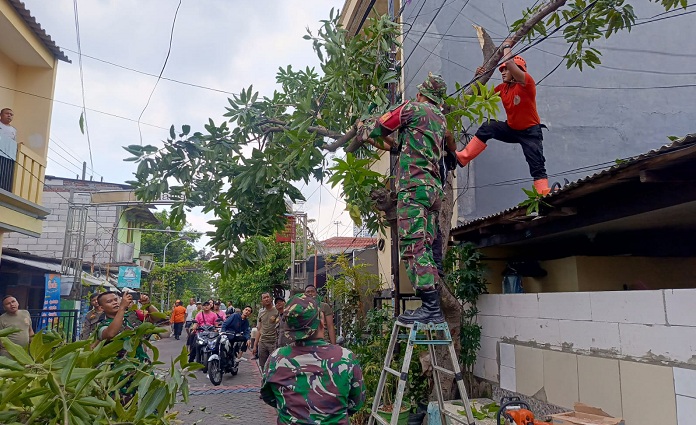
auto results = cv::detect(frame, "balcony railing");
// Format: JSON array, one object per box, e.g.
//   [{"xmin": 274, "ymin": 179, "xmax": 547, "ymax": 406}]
[{"xmin": 12, "ymin": 143, "xmax": 46, "ymax": 205}]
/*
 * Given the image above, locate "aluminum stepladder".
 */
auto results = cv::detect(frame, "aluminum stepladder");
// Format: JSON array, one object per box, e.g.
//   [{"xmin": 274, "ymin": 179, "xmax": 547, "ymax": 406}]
[{"xmin": 368, "ymin": 320, "xmax": 476, "ymax": 425}]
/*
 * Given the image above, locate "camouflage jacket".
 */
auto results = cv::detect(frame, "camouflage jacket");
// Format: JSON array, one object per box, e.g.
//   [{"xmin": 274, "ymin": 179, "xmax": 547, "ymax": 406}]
[
  {"xmin": 81, "ymin": 308, "xmax": 102, "ymax": 340},
  {"xmin": 260, "ymin": 340, "xmax": 365, "ymax": 424},
  {"xmin": 370, "ymin": 101, "xmax": 446, "ymax": 191}
]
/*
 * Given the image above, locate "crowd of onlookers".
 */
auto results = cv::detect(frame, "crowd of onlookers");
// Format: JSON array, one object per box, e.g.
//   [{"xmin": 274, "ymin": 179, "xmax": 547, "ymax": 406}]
[{"xmin": 0, "ymin": 287, "xmax": 367, "ymax": 423}]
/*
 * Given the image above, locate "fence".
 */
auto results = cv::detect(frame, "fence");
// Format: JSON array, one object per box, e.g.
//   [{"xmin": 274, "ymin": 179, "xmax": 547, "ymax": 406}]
[{"xmin": 28, "ymin": 309, "xmax": 79, "ymax": 342}]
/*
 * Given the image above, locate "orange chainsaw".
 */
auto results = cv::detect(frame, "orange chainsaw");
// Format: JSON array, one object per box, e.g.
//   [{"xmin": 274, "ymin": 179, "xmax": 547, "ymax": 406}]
[{"xmin": 497, "ymin": 397, "xmax": 547, "ymax": 425}]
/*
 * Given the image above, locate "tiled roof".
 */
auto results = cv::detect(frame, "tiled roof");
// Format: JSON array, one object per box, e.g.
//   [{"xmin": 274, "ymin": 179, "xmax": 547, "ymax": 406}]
[
  {"xmin": 320, "ymin": 236, "xmax": 378, "ymax": 249},
  {"xmin": 8, "ymin": 0, "xmax": 71, "ymax": 63},
  {"xmin": 452, "ymin": 133, "xmax": 696, "ymax": 234}
]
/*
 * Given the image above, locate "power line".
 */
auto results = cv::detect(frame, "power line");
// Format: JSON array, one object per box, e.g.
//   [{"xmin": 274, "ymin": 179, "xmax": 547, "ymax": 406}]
[
  {"xmin": 540, "ymin": 82, "xmax": 696, "ymax": 90},
  {"xmin": 47, "ymin": 146, "xmax": 84, "ymax": 174},
  {"xmin": 49, "ymin": 137, "xmax": 104, "ymax": 179},
  {"xmin": 47, "ymin": 157, "xmax": 81, "ymax": 177},
  {"xmin": 0, "ymin": 84, "xmax": 169, "ymax": 130},
  {"xmin": 402, "ymin": 0, "xmax": 449, "ymax": 69},
  {"xmin": 402, "ymin": 0, "xmax": 429, "ymax": 41},
  {"xmin": 404, "ymin": 0, "xmax": 474, "ymax": 88},
  {"xmin": 72, "ymin": 0, "xmax": 94, "ymax": 176},
  {"xmin": 138, "ymin": 0, "xmax": 182, "ymax": 145},
  {"xmin": 60, "ymin": 47, "xmax": 239, "ymax": 96}
]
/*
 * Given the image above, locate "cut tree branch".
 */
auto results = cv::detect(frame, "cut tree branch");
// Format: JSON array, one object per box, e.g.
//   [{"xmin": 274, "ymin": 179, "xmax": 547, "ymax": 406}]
[
  {"xmin": 257, "ymin": 0, "xmax": 567, "ymax": 151},
  {"xmin": 466, "ymin": 0, "xmax": 567, "ymax": 94}
]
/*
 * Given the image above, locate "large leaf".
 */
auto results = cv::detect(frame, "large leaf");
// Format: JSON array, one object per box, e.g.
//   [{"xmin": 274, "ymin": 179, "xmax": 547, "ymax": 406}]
[{"xmin": 0, "ymin": 337, "xmax": 33, "ymax": 365}]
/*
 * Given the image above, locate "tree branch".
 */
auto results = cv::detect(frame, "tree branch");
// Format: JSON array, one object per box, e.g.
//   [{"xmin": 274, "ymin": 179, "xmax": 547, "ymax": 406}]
[
  {"xmin": 258, "ymin": 118, "xmax": 355, "ymax": 152},
  {"xmin": 466, "ymin": 0, "xmax": 567, "ymax": 94}
]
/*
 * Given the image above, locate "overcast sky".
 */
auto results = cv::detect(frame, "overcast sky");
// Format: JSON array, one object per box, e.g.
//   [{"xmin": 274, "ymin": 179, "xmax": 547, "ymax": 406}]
[{"xmin": 24, "ymin": 0, "xmax": 353, "ymax": 247}]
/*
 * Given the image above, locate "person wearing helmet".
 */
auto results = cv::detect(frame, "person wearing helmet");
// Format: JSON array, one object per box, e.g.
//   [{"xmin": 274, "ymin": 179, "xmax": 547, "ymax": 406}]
[
  {"xmin": 457, "ymin": 39, "xmax": 550, "ymax": 195},
  {"xmin": 355, "ymin": 73, "xmax": 451, "ymax": 325}
]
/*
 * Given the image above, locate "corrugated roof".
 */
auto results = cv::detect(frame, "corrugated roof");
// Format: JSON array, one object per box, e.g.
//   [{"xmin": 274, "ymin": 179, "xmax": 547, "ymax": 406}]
[
  {"xmin": 8, "ymin": 0, "xmax": 70, "ymax": 63},
  {"xmin": 452, "ymin": 133, "xmax": 696, "ymax": 233}
]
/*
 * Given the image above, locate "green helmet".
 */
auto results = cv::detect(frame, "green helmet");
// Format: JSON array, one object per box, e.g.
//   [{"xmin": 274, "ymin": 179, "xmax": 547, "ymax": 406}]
[
  {"xmin": 417, "ymin": 72, "xmax": 447, "ymax": 105},
  {"xmin": 283, "ymin": 294, "xmax": 321, "ymax": 341}
]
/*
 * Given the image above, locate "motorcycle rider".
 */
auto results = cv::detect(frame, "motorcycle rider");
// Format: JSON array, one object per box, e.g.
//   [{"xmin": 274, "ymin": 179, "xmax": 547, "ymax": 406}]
[
  {"xmin": 188, "ymin": 301, "xmax": 218, "ymax": 364},
  {"xmin": 221, "ymin": 305, "xmax": 253, "ymax": 360}
]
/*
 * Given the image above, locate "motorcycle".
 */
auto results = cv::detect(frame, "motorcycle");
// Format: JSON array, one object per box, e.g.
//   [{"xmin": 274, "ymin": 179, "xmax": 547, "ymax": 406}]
[
  {"xmin": 190, "ymin": 324, "xmax": 218, "ymax": 370},
  {"xmin": 207, "ymin": 332, "xmax": 245, "ymax": 385}
]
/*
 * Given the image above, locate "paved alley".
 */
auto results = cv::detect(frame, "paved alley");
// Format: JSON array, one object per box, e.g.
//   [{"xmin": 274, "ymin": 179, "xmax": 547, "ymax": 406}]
[{"xmin": 154, "ymin": 335, "xmax": 277, "ymax": 424}]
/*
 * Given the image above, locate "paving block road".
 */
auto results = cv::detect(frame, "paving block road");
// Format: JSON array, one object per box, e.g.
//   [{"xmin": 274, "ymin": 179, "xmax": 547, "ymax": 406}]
[{"xmin": 154, "ymin": 335, "xmax": 277, "ymax": 424}]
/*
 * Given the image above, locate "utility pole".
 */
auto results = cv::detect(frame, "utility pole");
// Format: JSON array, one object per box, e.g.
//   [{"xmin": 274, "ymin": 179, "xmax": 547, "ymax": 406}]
[
  {"xmin": 388, "ymin": 0, "xmax": 401, "ymax": 317},
  {"xmin": 333, "ymin": 220, "xmax": 341, "ymax": 237}
]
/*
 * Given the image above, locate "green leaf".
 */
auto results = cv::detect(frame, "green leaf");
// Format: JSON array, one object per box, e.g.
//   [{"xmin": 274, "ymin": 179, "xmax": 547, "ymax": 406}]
[
  {"xmin": 0, "ymin": 337, "xmax": 33, "ymax": 365},
  {"xmin": 79, "ymin": 111, "xmax": 85, "ymax": 135}
]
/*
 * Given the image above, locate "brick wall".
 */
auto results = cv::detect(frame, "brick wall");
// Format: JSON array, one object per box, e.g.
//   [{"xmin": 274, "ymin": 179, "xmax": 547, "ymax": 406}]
[{"xmin": 475, "ymin": 290, "xmax": 696, "ymax": 425}]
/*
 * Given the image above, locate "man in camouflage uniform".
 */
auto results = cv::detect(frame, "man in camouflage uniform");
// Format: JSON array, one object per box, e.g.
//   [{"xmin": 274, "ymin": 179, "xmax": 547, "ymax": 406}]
[
  {"xmin": 261, "ymin": 294, "xmax": 365, "ymax": 424},
  {"xmin": 357, "ymin": 72, "xmax": 448, "ymax": 324},
  {"xmin": 81, "ymin": 293, "xmax": 102, "ymax": 340}
]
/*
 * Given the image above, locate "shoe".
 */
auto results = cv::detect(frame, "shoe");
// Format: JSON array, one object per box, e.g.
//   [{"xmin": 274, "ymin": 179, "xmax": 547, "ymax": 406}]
[
  {"xmin": 456, "ymin": 136, "xmax": 487, "ymax": 167},
  {"xmin": 397, "ymin": 288, "xmax": 445, "ymax": 324},
  {"xmin": 533, "ymin": 178, "xmax": 551, "ymax": 196}
]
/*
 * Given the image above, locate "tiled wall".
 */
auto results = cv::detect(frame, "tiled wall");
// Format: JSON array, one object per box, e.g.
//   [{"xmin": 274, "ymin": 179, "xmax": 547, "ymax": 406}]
[{"xmin": 474, "ymin": 290, "xmax": 696, "ymax": 425}]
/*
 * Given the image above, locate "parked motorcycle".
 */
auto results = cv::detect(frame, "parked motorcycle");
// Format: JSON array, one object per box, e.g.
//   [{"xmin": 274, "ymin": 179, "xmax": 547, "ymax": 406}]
[
  {"xmin": 207, "ymin": 332, "xmax": 245, "ymax": 385},
  {"xmin": 189, "ymin": 324, "xmax": 218, "ymax": 371}
]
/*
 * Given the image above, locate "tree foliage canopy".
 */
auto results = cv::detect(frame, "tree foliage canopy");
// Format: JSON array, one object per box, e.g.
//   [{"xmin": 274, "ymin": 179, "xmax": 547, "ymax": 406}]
[
  {"xmin": 140, "ymin": 210, "xmax": 201, "ymax": 264},
  {"xmin": 124, "ymin": 1, "xmax": 688, "ymax": 277},
  {"xmin": 216, "ymin": 236, "xmax": 291, "ymax": 308}
]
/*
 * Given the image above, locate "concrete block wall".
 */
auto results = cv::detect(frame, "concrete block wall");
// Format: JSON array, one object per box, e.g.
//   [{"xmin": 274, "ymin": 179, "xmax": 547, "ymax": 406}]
[
  {"xmin": 474, "ymin": 290, "xmax": 696, "ymax": 425},
  {"xmin": 4, "ymin": 199, "xmax": 119, "ymax": 264}
]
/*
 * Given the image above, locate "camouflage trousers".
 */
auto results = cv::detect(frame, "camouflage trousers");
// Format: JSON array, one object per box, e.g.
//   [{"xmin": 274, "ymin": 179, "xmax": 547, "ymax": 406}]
[{"xmin": 397, "ymin": 185, "xmax": 443, "ymax": 290}]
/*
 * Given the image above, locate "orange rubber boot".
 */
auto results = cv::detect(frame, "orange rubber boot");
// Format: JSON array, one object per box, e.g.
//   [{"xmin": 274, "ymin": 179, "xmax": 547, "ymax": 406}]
[
  {"xmin": 456, "ymin": 136, "xmax": 487, "ymax": 167},
  {"xmin": 533, "ymin": 178, "xmax": 551, "ymax": 195}
]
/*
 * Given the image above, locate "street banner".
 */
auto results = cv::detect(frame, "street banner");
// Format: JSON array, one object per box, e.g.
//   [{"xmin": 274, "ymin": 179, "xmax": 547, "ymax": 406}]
[
  {"xmin": 39, "ymin": 274, "xmax": 61, "ymax": 331},
  {"xmin": 118, "ymin": 266, "xmax": 141, "ymax": 288}
]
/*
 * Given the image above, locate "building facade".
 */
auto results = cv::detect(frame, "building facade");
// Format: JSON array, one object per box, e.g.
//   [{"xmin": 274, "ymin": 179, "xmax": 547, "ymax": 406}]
[
  {"xmin": 339, "ymin": 2, "xmax": 696, "ymax": 425},
  {"xmin": 0, "ymin": 0, "xmax": 69, "ymax": 252}
]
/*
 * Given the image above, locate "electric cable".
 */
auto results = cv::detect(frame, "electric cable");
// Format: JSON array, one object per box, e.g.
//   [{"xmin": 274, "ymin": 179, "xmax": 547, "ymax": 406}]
[
  {"xmin": 536, "ymin": 1, "xmax": 595, "ymax": 85},
  {"xmin": 47, "ymin": 146, "xmax": 84, "ymax": 175},
  {"xmin": 49, "ymin": 137, "xmax": 104, "ymax": 179},
  {"xmin": 72, "ymin": 0, "xmax": 94, "ymax": 177},
  {"xmin": 0, "ymin": 84, "xmax": 169, "ymax": 130},
  {"xmin": 401, "ymin": 0, "xmax": 449, "ymax": 69},
  {"xmin": 60, "ymin": 47, "xmax": 239, "ymax": 96},
  {"xmin": 404, "ymin": 0, "xmax": 474, "ymax": 88},
  {"xmin": 137, "ymin": 0, "xmax": 183, "ymax": 145}
]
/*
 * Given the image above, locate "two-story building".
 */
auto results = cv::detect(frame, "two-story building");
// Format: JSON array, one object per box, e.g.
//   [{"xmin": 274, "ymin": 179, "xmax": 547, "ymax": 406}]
[
  {"xmin": 0, "ymin": 0, "xmax": 70, "ymax": 258},
  {"xmin": 1, "ymin": 175, "xmax": 158, "ymax": 305}
]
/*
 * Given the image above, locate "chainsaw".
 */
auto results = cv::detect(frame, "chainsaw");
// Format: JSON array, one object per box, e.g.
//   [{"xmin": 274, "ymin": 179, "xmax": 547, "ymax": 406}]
[{"xmin": 497, "ymin": 397, "xmax": 547, "ymax": 425}]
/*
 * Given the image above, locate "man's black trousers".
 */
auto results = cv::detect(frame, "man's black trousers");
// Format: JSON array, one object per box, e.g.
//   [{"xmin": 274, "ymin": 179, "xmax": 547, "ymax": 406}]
[{"xmin": 475, "ymin": 120, "xmax": 547, "ymax": 180}]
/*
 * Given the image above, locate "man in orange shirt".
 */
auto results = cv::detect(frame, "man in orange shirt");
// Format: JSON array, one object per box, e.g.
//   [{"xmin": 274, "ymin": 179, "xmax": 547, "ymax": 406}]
[
  {"xmin": 457, "ymin": 39, "xmax": 550, "ymax": 195},
  {"xmin": 171, "ymin": 300, "xmax": 186, "ymax": 340}
]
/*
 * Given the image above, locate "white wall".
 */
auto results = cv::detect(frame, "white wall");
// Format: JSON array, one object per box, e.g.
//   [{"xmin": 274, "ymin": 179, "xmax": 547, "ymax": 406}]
[{"xmin": 475, "ymin": 290, "xmax": 696, "ymax": 425}]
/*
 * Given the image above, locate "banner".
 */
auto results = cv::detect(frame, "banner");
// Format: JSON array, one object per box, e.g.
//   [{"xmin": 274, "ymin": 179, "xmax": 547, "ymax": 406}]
[
  {"xmin": 276, "ymin": 215, "xmax": 296, "ymax": 243},
  {"xmin": 118, "ymin": 266, "xmax": 141, "ymax": 288},
  {"xmin": 39, "ymin": 274, "xmax": 61, "ymax": 331}
]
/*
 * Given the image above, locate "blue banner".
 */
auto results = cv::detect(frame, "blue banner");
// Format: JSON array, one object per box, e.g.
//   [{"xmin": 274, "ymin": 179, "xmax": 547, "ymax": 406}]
[
  {"xmin": 39, "ymin": 274, "xmax": 61, "ymax": 331},
  {"xmin": 118, "ymin": 266, "xmax": 141, "ymax": 288}
]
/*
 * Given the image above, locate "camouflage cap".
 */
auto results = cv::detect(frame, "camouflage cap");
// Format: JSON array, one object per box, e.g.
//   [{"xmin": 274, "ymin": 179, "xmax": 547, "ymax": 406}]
[
  {"xmin": 417, "ymin": 72, "xmax": 447, "ymax": 105},
  {"xmin": 283, "ymin": 294, "xmax": 321, "ymax": 341}
]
